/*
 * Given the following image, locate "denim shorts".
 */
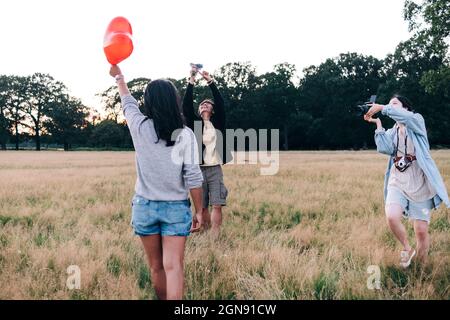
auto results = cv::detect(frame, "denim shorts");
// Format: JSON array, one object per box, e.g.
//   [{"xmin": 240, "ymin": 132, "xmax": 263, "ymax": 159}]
[
  {"xmin": 131, "ymin": 194, "xmax": 192, "ymax": 237},
  {"xmin": 385, "ymin": 187, "xmax": 435, "ymax": 223}
]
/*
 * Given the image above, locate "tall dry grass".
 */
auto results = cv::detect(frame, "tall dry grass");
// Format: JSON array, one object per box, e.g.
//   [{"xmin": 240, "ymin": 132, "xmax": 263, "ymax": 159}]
[{"xmin": 0, "ymin": 150, "xmax": 449, "ymax": 299}]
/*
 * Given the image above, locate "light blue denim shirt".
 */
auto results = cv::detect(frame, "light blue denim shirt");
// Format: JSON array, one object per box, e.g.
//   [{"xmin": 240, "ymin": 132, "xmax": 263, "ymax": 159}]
[{"xmin": 374, "ymin": 105, "xmax": 450, "ymax": 209}]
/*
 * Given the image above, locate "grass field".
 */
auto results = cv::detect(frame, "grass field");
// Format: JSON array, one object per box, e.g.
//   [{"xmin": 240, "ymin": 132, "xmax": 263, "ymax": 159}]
[{"xmin": 0, "ymin": 150, "xmax": 449, "ymax": 299}]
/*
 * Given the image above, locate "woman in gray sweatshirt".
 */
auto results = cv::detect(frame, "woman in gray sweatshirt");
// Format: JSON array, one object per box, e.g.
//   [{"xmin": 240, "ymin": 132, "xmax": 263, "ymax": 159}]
[{"xmin": 109, "ymin": 65, "xmax": 204, "ymax": 300}]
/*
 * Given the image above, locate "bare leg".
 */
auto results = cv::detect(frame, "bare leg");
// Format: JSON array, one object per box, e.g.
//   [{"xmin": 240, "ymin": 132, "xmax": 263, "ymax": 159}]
[
  {"xmin": 202, "ymin": 208, "xmax": 211, "ymax": 230},
  {"xmin": 385, "ymin": 204, "xmax": 411, "ymax": 251},
  {"xmin": 211, "ymin": 205, "xmax": 223, "ymax": 238},
  {"xmin": 162, "ymin": 236, "xmax": 187, "ymax": 300},
  {"xmin": 140, "ymin": 235, "xmax": 166, "ymax": 300},
  {"xmin": 414, "ymin": 220, "xmax": 430, "ymax": 263}
]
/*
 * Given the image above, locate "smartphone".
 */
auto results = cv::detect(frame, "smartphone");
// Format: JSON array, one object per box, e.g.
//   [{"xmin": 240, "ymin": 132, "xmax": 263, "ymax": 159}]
[{"xmin": 369, "ymin": 95, "xmax": 377, "ymax": 103}]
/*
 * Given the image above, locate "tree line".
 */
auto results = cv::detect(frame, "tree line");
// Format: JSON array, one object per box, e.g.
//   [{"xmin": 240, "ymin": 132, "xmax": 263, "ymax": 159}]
[{"xmin": 1, "ymin": 0, "xmax": 448, "ymax": 151}]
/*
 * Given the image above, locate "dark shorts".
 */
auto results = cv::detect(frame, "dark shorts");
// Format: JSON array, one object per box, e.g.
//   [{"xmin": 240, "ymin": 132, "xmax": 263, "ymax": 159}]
[
  {"xmin": 200, "ymin": 165, "xmax": 228, "ymax": 208},
  {"xmin": 131, "ymin": 194, "xmax": 192, "ymax": 236}
]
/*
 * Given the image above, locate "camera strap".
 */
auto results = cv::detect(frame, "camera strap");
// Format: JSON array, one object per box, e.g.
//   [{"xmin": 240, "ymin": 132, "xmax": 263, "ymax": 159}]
[
  {"xmin": 393, "ymin": 126, "xmax": 416, "ymax": 171},
  {"xmin": 394, "ymin": 125, "xmax": 408, "ymax": 158}
]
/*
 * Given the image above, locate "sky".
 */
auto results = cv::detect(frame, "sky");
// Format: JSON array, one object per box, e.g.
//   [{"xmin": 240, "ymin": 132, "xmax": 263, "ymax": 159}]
[{"xmin": 0, "ymin": 0, "xmax": 412, "ymax": 113}]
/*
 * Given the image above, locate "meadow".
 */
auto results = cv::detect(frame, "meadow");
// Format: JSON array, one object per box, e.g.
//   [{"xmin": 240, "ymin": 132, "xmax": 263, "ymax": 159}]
[{"xmin": 0, "ymin": 150, "xmax": 449, "ymax": 299}]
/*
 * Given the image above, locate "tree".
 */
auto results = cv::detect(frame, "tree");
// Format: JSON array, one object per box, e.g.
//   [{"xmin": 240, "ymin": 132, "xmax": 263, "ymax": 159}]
[
  {"xmin": 89, "ymin": 119, "xmax": 130, "ymax": 148},
  {"xmin": 379, "ymin": 0, "xmax": 449, "ymax": 145},
  {"xmin": 21, "ymin": 73, "xmax": 68, "ymax": 150},
  {"xmin": 45, "ymin": 95, "xmax": 89, "ymax": 150},
  {"xmin": 1, "ymin": 76, "xmax": 28, "ymax": 150},
  {"xmin": 404, "ymin": 0, "xmax": 450, "ymax": 41},
  {"xmin": 0, "ymin": 107, "xmax": 8, "ymax": 150},
  {"xmin": 420, "ymin": 65, "xmax": 450, "ymax": 98},
  {"xmin": 298, "ymin": 53, "xmax": 385, "ymax": 149},
  {"xmin": 258, "ymin": 63, "xmax": 298, "ymax": 150},
  {"xmin": 213, "ymin": 62, "xmax": 261, "ymax": 130},
  {"xmin": 0, "ymin": 76, "xmax": 11, "ymax": 150},
  {"xmin": 398, "ymin": 0, "xmax": 449, "ymax": 145}
]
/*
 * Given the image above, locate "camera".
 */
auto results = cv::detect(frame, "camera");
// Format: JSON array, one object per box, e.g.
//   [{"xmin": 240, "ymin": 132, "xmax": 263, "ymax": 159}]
[
  {"xmin": 190, "ymin": 63, "xmax": 203, "ymax": 70},
  {"xmin": 395, "ymin": 156, "xmax": 412, "ymax": 172},
  {"xmin": 352, "ymin": 95, "xmax": 377, "ymax": 116},
  {"xmin": 355, "ymin": 103, "xmax": 371, "ymax": 116}
]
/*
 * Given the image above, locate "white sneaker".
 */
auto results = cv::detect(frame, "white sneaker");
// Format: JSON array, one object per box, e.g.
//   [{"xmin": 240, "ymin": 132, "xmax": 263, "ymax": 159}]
[{"xmin": 400, "ymin": 249, "xmax": 416, "ymax": 268}]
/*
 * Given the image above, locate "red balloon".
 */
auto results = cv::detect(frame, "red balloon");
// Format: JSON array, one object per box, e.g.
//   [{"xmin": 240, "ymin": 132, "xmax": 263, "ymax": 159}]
[{"xmin": 103, "ymin": 17, "xmax": 133, "ymax": 65}]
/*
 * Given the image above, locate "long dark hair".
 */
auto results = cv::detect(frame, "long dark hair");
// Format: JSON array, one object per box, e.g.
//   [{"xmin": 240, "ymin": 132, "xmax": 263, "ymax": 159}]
[
  {"xmin": 392, "ymin": 94, "xmax": 414, "ymax": 112},
  {"xmin": 143, "ymin": 79, "xmax": 185, "ymax": 147}
]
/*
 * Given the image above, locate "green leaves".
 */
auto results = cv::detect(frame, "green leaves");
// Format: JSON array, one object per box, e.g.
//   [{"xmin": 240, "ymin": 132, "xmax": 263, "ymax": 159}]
[
  {"xmin": 45, "ymin": 95, "xmax": 89, "ymax": 150},
  {"xmin": 0, "ymin": 73, "xmax": 89, "ymax": 150},
  {"xmin": 404, "ymin": 0, "xmax": 450, "ymax": 40}
]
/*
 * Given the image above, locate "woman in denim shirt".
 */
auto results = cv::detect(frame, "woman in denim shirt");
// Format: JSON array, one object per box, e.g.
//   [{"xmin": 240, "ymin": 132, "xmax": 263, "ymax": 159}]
[{"xmin": 365, "ymin": 95, "xmax": 449, "ymax": 268}]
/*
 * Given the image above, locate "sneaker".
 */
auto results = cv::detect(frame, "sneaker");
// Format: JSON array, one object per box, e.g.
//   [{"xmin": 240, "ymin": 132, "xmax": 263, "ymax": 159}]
[{"xmin": 400, "ymin": 248, "xmax": 416, "ymax": 268}]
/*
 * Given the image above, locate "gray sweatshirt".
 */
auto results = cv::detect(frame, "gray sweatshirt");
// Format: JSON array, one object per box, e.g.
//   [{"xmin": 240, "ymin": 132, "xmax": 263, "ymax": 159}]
[{"xmin": 121, "ymin": 94, "xmax": 203, "ymax": 201}]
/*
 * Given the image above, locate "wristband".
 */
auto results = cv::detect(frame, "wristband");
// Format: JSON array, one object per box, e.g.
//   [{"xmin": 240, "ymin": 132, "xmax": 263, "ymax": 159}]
[{"xmin": 115, "ymin": 74, "xmax": 125, "ymax": 82}]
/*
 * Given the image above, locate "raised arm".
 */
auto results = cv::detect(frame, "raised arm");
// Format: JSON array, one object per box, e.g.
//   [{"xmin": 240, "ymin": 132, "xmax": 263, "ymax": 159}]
[
  {"xmin": 182, "ymin": 68, "xmax": 197, "ymax": 130},
  {"xmin": 366, "ymin": 103, "xmax": 427, "ymax": 136},
  {"xmin": 201, "ymin": 71, "xmax": 225, "ymax": 128},
  {"xmin": 381, "ymin": 105, "xmax": 426, "ymax": 136},
  {"xmin": 109, "ymin": 65, "xmax": 146, "ymax": 135},
  {"xmin": 110, "ymin": 65, "xmax": 130, "ymax": 97},
  {"xmin": 208, "ymin": 81, "xmax": 224, "ymax": 113},
  {"xmin": 182, "ymin": 83, "xmax": 195, "ymax": 130}
]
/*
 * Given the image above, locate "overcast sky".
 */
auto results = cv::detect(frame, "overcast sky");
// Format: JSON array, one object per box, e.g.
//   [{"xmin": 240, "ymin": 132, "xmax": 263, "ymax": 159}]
[{"xmin": 0, "ymin": 0, "xmax": 411, "ymax": 112}]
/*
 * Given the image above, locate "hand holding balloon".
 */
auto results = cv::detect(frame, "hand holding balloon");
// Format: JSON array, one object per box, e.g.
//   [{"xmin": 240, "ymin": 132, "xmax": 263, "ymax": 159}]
[
  {"xmin": 110, "ymin": 65, "xmax": 122, "ymax": 78},
  {"xmin": 109, "ymin": 65, "xmax": 130, "ymax": 97}
]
